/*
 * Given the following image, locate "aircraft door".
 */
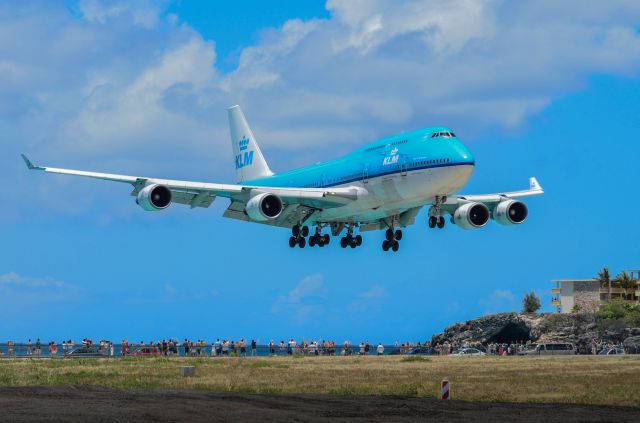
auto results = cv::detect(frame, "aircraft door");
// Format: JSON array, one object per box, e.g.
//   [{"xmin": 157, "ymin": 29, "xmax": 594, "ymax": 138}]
[{"xmin": 401, "ymin": 158, "xmax": 408, "ymax": 176}]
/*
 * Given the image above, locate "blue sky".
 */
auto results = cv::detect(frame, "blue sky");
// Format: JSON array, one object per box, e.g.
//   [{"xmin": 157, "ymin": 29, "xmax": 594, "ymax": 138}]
[{"xmin": 1, "ymin": 1, "xmax": 640, "ymax": 344}]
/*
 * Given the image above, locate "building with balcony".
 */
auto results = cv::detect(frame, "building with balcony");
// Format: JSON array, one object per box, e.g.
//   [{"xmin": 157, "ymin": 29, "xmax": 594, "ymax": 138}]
[{"xmin": 551, "ymin": 270, "xmax": 640, "ymax": 313}]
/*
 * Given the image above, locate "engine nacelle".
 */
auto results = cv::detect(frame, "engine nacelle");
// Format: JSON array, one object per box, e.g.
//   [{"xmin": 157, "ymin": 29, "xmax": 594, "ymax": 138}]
[
  {"xmin": 492, "ymin": 200, "xmax": 528, "ymax": 225},
  {"xmin": 453, "ymin": 202, "xmax": 490, "ymax": 229},
  {"xmin": 245, "ymin": 193, "xmax": 283, "ymax": 221},
  {"xmin": 136, "ymin": 184, "xmax": 172, "ymax": 211}
]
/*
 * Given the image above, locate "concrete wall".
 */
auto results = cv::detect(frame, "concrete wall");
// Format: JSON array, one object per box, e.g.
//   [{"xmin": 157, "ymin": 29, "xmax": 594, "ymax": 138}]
[{"xmin": 560, "ymin": 282, "xmax": 574, "ymax": 313}]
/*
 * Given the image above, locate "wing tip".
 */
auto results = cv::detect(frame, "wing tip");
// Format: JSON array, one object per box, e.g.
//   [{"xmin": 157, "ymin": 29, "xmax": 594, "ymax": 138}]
[
  {"xmin": 21, "ymin": 154, "xmax": 35, "ymax": 170},
  {"xmin": 529, "ymin": 177, "xmax": 543, "ymax": 193}
]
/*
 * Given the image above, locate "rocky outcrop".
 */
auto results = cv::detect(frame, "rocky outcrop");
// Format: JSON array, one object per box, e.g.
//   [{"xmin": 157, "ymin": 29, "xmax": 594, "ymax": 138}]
[
  {"xmin": 432, "ymin": 312, "xmax": 640, "ymax": 353},
  {"xmin": 431, "ymin": 313, "xmax": 539, "ymax": 346}
]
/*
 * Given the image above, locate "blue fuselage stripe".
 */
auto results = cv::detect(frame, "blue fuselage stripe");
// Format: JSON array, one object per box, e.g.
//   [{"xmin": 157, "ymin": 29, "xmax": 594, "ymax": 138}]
[{"xmin": 243, "ymin": 126, "xmax": 475, "ymax": 189}]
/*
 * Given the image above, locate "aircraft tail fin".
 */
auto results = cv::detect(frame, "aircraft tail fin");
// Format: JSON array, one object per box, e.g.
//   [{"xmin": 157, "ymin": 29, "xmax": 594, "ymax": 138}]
[{"xmin": 227, "ymin": 105, "xmax": 273, "ymax": 183}]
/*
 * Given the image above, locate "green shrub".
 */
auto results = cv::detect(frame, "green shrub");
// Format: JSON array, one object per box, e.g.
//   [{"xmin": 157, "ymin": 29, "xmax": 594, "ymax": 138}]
[
  {"xmin": 522, "ymin": 291, "xmax": 541, "ymax": 313},
  {"xmin": 597, "ymin": 299, "xmax": 640, "ymax": 329}
]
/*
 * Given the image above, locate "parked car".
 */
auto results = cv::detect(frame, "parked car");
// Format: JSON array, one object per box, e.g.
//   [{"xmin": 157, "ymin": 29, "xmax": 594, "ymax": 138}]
[
  {"xmin": 450, "ymin": 348, "xmax": 486, "ymax": 356},
  {"xmin": 406, "ymin": 347, "xmax": 432, "ymax": 355},
  {"xmin": 598, "ymin": 347, "xmax": 625, "ymax": 355},
  {"xmin": 65, "ymin": 345, "xmax": 109, "ymax": 358},
  {"xmin": 519, "ymin": 343, "xmax": 575, "ymax": 356}
]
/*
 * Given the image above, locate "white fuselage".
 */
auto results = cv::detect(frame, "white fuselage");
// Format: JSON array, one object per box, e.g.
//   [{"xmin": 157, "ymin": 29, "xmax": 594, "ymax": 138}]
[{"xmin": 310, "ymin": 163, "xmax": 474, "ymax": 224}]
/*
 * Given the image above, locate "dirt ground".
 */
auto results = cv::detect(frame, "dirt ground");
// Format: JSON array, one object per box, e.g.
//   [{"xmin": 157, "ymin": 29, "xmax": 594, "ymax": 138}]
[{"xmin": 0, "ymin": 386, "xmax": 638, "ymax": 423}]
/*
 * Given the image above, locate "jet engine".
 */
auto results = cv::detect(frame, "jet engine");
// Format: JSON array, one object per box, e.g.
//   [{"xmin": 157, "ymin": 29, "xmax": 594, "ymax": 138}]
[
  {"xmin": 453, "ymin": 202, "xmax": 490, "ymax": 229},
  {"xmin": 245, "ymin": 192, "xmax": 283, "ymax": 221},
  {"xmin": 492, "ymin": 200, "xmax": 528, "ymax": 225},
  {"xmin": 136, "ymin": 184, "xmax": 172, "ymax": 211}
]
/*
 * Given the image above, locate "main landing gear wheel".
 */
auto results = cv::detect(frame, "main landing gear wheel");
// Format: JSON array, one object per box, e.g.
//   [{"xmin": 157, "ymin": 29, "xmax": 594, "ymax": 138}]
[
  {"xmin": 437, "ymin": 216, "xmax": 445, "ymax": 229},
  {"xmin": 382, "ymin": 226, "xmax": 402, "ymax": 252},
  {"xmin": 290, "ymin": 224, "xmax": 308, "ymax": 248},
  {"xmin": 428, "ymin": 216, "xmax": 437, "ymax": 228},
  {"xmin": 385, "ymin": 228, "xmax": 394, "ymax": 241},
  {"xmin": 382, "ymin": 239, "xmax": 400, "ymax": 252},
  {"xmin": 340, "ymin": 231, "xmax": 362, "ymax": 249},
  {"xmin": 308, "ymin": 228, "xmax": 329, "ymax": 248}
]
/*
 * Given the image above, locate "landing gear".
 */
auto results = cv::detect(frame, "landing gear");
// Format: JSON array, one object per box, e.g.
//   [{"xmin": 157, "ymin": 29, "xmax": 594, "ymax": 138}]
[
  {"xmin": 428, "ymin": 196, "xmax": 447, "ymax": 230},
  {"xmin": 290, "ymin": 224, "xmax": 308, "ymax": 248},
  {"xmin": 428, "ymin": 216, "xmax": 445, "ymax": 229},
  {"xmin": 309, "ymin": 228, "xmax": 330, "ymax": 248},
  {"xmin": 382, "ymin": 225, "xmax": 402, "ymax": 252},
  {"xmin": 340, "ymin": 226, "xmax": 363, "ymax": 249}
]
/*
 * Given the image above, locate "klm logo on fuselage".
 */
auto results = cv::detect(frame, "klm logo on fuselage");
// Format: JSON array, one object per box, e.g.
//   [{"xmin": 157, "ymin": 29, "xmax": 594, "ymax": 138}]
[
  {"xmin": 383, "ymin": 147, "xmax": 399, "ymax": 166},
  {"xmin": 236, "ymin": 136, "xmax": 254, "ymax": 169}
]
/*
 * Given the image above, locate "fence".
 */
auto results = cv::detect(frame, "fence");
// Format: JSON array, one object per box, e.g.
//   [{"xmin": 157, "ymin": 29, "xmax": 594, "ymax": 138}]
[
  {"xmin": 1, "ymin": 343, "xmax": 637, "ymax": 358},
  {"xmin": 0, "ymin": 343, "xmax": 406, "ymax": 358}
]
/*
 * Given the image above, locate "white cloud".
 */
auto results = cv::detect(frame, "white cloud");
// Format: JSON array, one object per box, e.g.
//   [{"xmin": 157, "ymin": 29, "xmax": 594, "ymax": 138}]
[
  {"xmin": 3, "ymin": 1, "xmax": 640, "ymax": 219},
  {"xmin": 0, "ymin": 272, "xmax": 83, "ymax": 315},
  {"xmin": 478, "ymin": 289, "xmax": 517, "ymax": 314},
  {"xmin": 0, "ymin": 272, "xmax": 67, "ymax": 288},
  {"xmin": 272, "ymin": 274, "xmax": 328, "ymax": 322},
  {"xmin": 126, "ymin": 281, "xmax": 219, "ymax": 305},
  {"xmin": 349, "ymin": 284, "xmax": 386, "ymax": 312},
  {"xmin": 76, "ymin": 0, "xmax": 162, "ymax": 28}
]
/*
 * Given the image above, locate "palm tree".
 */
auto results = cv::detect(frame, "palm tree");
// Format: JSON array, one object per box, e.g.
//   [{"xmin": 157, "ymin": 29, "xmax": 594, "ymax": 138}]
[
  {"xmin": 597, "ymin": 266, "xmax": 611, "ymax": 302},
  {"xmin": 614, "ymin": 271, "xmax": 636, "ymax": 300}
]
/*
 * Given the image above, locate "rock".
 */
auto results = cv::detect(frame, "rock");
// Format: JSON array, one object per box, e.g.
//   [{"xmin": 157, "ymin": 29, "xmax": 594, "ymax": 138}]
[{"xmin": 431, "ymin": 311, "xmax": 631, "ymax": 353}]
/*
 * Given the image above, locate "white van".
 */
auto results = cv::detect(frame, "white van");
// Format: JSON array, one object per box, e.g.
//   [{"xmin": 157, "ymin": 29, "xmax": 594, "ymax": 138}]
[{"xmin": 521, "ymin": 343, "xmax": 575, "ymax": 355}]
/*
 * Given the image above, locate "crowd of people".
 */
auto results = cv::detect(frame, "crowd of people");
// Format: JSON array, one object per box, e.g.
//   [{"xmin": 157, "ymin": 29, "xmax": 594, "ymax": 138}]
[{"xmin": 0, "ymin": 337, "xmax": 632, "ymax": 357}]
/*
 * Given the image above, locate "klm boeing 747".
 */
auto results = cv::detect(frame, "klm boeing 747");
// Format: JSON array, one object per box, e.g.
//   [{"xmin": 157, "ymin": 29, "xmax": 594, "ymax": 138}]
[{"xmin": 22, "ymin": 105, "xmax": 543, "ymax": 252}]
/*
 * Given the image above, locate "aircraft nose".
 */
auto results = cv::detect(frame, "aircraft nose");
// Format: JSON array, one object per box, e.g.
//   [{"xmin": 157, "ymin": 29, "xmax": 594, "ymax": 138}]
[{"xmin": 455, "ymin": 143, "xmax": 475, "ymax": 166}]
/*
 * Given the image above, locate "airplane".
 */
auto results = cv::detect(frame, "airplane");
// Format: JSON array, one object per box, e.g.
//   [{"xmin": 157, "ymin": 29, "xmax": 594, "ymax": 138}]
[{"xmin": 22, "ymin": 105, "xmax": 543, "ymax": 252}]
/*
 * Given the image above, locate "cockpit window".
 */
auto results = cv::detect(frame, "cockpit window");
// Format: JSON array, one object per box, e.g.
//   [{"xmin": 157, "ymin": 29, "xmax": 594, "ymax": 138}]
[{"xmin": 431, "ymin": 132, "xmax": 456, "ymax": 138}]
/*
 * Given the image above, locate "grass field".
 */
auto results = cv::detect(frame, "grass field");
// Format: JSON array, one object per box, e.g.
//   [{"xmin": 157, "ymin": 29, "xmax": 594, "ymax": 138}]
[{"xmin": 1, "ymin": 355, "xmax": 639, "ymax": 406}]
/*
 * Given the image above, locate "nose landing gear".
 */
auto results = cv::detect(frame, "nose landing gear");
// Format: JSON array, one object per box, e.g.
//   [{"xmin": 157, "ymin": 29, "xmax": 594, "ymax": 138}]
[
  {"xmin": 428, "ymin": 215, "xmax": 445, "ymax": 229},
  {"xmin": 428, "ymin": 195, "xmax": 447, "ymax": 229}
]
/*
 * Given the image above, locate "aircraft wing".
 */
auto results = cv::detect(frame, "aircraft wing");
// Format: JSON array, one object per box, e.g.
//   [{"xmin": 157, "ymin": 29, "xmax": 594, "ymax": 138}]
[
  {"xmin": 446, "ymin": 177, "xmax": 544, "ymax": 207},
  {"xmin": 21, "ymin": 155, "xmax": 359, "ymax": 217}
]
